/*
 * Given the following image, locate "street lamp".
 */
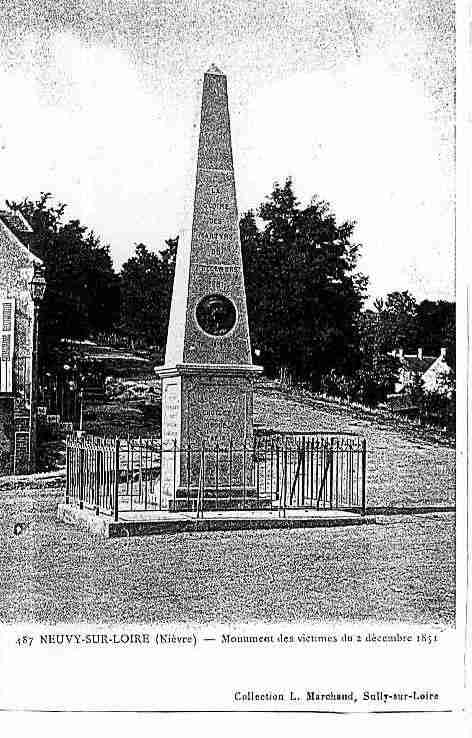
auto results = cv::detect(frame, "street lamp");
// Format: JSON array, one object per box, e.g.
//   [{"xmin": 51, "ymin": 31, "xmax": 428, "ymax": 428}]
[
  {"xmin": 30, "ymin": 265, "xmax": 47, "ymax": 304},
  {"xmin": 29, "ymin": 264, "xmax": 46, "ymax": 472}
]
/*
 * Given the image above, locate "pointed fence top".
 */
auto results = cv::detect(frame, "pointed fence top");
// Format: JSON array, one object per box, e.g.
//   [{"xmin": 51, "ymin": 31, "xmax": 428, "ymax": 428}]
[{"xmin": 206, "ymin": 64, "xmax": 224, "ymax": 76}]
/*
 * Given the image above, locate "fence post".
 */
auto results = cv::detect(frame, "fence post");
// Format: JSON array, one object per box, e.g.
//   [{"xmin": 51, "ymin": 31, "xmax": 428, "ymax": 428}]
[
  {"xmin": 275, "ymin": 444, "xmax": 280, "ymax": 504},
  {"xmin": 329, "ymin": 437, "xmax": 334, "ymax": 509},
  {"xmin": 186, "ymin": 443, "xmax": 191, "ymax": 511},
  {"xmin": 282, "ymin": 440, "xmax": 287, "ymax": 518},
  {"xmin": 361, "ymin": 439, "xmax": 367, "ymax": 515},
  {"xmin": 301, "ymin": 436, "xmax": 306, "ymax": 506},
  {"xmin": 114, "ymin": 437, "xmax": 120, "ymax": 523},
  {"xmin": 159, "ymin": 440, "xmax": 163, "ymax": 512},
  {"xmin": 229, "ymin": 439, "xmax": 233, "ymax": 508},
  {"xmin": 173, "ymin": 438, "xmax": 177, "ymax": 503},
  {"xmin": 79, "ymin": 390, "xmax": 84, "ymax": 431},
  {"xmin": 79, "ymin": 443, "xmax": 85, "ymax": 510},
  {"xmin": 65, "ymin": 441, "xmax": 70, "ymax": 504},
  {"xmin": 97, "ymin": 448, "xmax": 103, "ymax": 516},
  {"xmin": 242, "ymin": 439, "xmax": 247, "ymax": 510},
  {"xmin": 215, "ymin": 441, "xmax": 219, "ymax": 510},
  {"xmin": 95, "ymin": 444, "xmax": 100, "ymax": 516},
  {"xmin": 196, "ymin": 441, "xmax": 205, "ymax": 519},
  {"xmin": 138, "ymin": 436, "xmax": 143, "ymax": 503},
  {"xmin": 254, "ymin": 438, "xmax": 259, "ymax": 506}
]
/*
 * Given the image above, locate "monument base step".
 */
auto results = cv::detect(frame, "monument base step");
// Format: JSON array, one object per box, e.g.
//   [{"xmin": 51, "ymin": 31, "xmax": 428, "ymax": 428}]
[
  {"xmin": 168, "ymin": 497, "xmax": 271, "ymax": 512},
  {"xmin": 168, "ymin": 486, "xmax": 270, "ymax": 512},
  {"xmin": 57, "ymin": 502, "xmax": 373, "ymax": 538}
]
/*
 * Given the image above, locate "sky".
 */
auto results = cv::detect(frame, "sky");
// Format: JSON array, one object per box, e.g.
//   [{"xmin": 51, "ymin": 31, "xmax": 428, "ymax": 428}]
[{"xmin": 0, "ymin": 0, "xmax": 455, "ymax": 304}]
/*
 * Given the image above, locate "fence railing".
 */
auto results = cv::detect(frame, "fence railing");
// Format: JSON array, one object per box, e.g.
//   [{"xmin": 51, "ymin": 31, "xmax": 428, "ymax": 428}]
[
  {"xmin": 65, "ymin": 432, "xmax": 367, "ymax": 519},
  {"xmin": 254, "ymin": 433, "xmax": 366, "ymax": 514}
]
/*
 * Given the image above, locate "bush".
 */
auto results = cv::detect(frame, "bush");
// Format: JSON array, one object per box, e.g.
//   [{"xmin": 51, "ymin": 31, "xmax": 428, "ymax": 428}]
[
  {"xmin": 36, "ymin": 420, "xmax": 64, "ymax": 472},
  {"xmin": 418, "ymin": 388, "xmax": 455, "ymax": 432}
]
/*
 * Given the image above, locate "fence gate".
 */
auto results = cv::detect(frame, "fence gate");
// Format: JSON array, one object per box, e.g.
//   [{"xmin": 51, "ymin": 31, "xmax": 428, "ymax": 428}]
[{"xmin": 254, "ymin": 433, "xmax": 366, "ymax": 513}]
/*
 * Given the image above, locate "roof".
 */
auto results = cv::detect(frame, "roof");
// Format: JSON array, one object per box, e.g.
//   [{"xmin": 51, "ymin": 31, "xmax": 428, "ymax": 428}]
[
  {"xmin": 0, "ymin": 210, "xmax": 33, "ymax": 238},
  {"xmin": 400, "ymin": 355, "xmax": 436, "ymax": 374},
  {"xmin": 0, "ymin": 211, "xmax": 42, "ymax": 265}
]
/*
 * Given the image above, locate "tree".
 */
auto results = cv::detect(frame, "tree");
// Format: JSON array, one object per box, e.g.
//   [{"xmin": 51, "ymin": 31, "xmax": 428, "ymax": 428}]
[
  {"xmin": 119, "ymin": 238, "xmax": 177, "ymax": 349},
  {"xmin": 416, "ymin": 299, "xmax": 455, "ymax": 367},
  {"xmin": 7, "ymin": 193, "xmax": 120, "ymax": 366},
  {"xmin": 240, "ymin": 179, "xmax": 367, "ymax": 383},
  {"xmin": 410, "ymin": 371, "xmax": 455, "ymax": 433},
  {"xmin": 352, "ymin": 309, "xmax": 400, "ymax": 405},
  {"xmin": 372, "ymin": 293, "xmax": 455, "ymax": 363},
  {"xmin": 373, "ymin": 290, "xmax": 419, "ymax": 353}
]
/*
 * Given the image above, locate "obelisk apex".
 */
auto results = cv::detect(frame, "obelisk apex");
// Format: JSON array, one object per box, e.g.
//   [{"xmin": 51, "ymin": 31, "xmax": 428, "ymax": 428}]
[
  {"xmin": 194, "ymin": 66, "xmax": 234, "ymax": 196},
  {"xmin": 206, "ymin": 63, "xmax": 224, "ymax": 75}
]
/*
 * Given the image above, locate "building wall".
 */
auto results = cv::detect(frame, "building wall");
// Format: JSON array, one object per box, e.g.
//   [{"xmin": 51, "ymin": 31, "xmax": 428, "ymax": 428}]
[
  {"xmin": 0, "ymin": 396, "xmax": 15, "ymax": 475},
  {"xmin": 422, "ymin": 357, "xmax": 453, "ymax": 395},
  {"xmin": 0, "ymin": 221, "xmax": 39, "ymax": 473},
  {"xmin": 0, "ymin": 221, "xmax": 36, "ymax": 360}
]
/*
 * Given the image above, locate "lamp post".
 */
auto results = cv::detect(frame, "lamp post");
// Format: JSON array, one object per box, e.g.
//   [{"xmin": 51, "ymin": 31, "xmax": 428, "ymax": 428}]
[{"xmin": 29, "ymin": 264, "xmax": 46, "ymax": 472}]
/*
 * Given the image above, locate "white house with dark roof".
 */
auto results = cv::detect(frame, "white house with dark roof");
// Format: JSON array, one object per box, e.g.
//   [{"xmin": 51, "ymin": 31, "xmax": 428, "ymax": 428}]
[
  {"xmin": 392, "ymin": 347, "xmax": 453, "ymax": 396},
  {"xmin": 0, "ymin": 208, "xmax": 46, "ymax": 474}
]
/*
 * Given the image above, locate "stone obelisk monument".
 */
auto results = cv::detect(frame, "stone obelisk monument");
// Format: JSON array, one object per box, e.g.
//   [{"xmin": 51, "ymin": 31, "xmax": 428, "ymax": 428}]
[{"xmin": 156, "ymin": 65, "xmax": 262, "ymax": 508}]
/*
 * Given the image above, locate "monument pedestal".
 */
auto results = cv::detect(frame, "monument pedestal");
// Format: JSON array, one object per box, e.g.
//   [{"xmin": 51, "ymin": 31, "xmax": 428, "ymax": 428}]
[{"xmin": 156, "ymin": 363, "xmax": 263, "ymax": 510}]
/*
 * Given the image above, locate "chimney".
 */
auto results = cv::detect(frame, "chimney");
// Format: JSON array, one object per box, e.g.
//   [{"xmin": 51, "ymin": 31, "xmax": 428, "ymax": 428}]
[
  {"xmin": 417, "ymin": 348, "xmax": 423, "ymax": 360},
  {"xmin": 440, "ymin": 347, "xmax": 446, "ymax": 360}
]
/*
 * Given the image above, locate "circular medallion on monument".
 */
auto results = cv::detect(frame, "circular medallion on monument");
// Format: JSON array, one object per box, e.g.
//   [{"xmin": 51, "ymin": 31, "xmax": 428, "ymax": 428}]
[{"xmin": 196, "ymin": 294, "xmax": 237, "ymax": 336}]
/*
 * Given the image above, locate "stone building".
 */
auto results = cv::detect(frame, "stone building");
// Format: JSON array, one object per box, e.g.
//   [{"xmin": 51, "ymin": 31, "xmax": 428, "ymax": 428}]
[{"xmin": 0, "ymin": 209, "xmax": 46, "ymax": 474}]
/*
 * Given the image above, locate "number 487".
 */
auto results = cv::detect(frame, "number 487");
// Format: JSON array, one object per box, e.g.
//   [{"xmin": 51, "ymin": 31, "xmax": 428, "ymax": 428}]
[{"xmin": 16, "ymin": 636, "xmax": 33, "ymax": 647}]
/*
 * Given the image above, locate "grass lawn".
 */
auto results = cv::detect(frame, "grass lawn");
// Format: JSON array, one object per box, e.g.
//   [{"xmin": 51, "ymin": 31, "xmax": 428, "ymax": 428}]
[
  {"xmin": 0, "ymin": 482, "xmax": 455, "ymax": 625},
  {"xmin": 83, "ymin": 401, "xmax": 160, "ymax": 438},
  {"xmin": 254, "ymin": 386, "xmax": 455, "ymax": 509},
  {"xmin": 0, "ymin": 383, "xmax": 455, "ymax": 625}
]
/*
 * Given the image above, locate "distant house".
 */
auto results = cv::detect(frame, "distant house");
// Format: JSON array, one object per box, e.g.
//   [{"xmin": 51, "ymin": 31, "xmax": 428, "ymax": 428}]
[
  {"xmin": 0, "ymin": 209, "xmax": 46, "ymax": 474},
  {"xmin": 391, "ymin": 347, "xmax": 453, "ymax": 399}
]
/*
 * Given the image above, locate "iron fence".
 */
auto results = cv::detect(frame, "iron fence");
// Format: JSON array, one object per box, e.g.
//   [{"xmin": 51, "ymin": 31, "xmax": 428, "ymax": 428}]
[
  {"xmin": 254, "ymin": 433, "xmax": 366, "ymax": 515},
  {"xmin": 65, "ymin": 432, "xmax": 367, "ymax": 519}
]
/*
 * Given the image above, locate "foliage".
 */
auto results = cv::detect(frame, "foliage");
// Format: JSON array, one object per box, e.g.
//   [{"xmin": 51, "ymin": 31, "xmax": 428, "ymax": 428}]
[
  {"xmin": 342, "ymin": 293, "xmax": 456, "ymax": 407},
  {"xmin": 319, "ymin": 370, "xmax": 357, "ymax": 401},
  {"xmin": 370, "ymin": 291, "xmax": 455, "ymax": 362},
  {"xmin": 418, "ymin": 386, "xmax": 455, "ymax": 432},
  {"xmin": 373, "ymin": 290, "xmax": 419, "ymax": 353},
  {"xmin": 416, "ymin": 299, "xmax": 455, "ymax": 368},
  {"xmin": 240, "ymin": 179, "xmax": 367, "ymax": 382},
  {"xmin": 410, "ymin": 372, "xmax": 455, "ymax": 433},
  {"xmin": 7, "ymin": 193, "xmax": 120, "ymax": 366},
  {"xmin": 8, "ymin": 183, "xmax": 454, "ymax": 417},
  {"xmin": 319, "ymin": 353, "xmax": 399, "ymax": 407},
  {"xmin": 354, "ymin": 354, "xmax": 400, "ymax": 406},
  {"xmin": 36, "ymin": 419, "xmax": 63, "ymax": 472},
  {"xmin": 119, "ymin": 239, "xmax": 177, "ymax": 349}
]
